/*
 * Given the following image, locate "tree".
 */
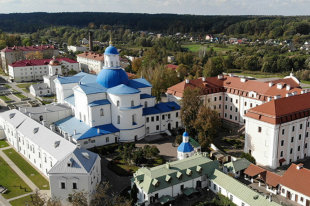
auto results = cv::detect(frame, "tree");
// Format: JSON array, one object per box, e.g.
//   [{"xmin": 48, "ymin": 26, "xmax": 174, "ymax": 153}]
[
  {"xmin": 203, "ymin": 56, "xmax": 224, "ymax": 77},
  {"xmin": 69, "ymin": 191, "xmax": 88, "ymax": 206},
  {"xmin": 29, "ymin": 190, "xmax": 62, "ymax": 206},
  {"xmin": 194, "ymin": 106, "xmax": 221, "ymax": 149},
  {"xmin": 241, "ymin": 152, "xmax": 256, "ymax": 164},
  {"xmin": 130, "ymin": 183, "xmax": 138, "ymax": 203},
  {"xmin": 25, "ymin": 51, "xmax": 43, "ymax": 60},
  {"xmin": 91, "ymin": 182, "xmax": 131, "ymax": 206},
  {"xmin": 131, "ymin": 58, "xmax": 142, "ymax": 73},
  {"xmin": 181, "ymin": 87, "xmax": 202, "ymax": 136}
]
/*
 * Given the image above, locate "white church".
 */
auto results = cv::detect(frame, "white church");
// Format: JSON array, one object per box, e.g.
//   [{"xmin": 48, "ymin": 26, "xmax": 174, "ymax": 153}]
[{"xmin": 53, "ymin": 42, "xmax": 181, "ymax": 148}]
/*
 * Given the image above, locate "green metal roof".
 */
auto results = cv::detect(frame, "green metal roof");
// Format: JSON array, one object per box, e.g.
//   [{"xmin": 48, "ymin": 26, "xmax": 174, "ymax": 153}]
[
  {"xmin": 133, "ymin": 153, "xmax": 219, "ymax": 194},
  {"xmin": 189, "ymin": 137, "xmax": 200, "ymax": 148},
  {"xmin": 224, "ymin": 158, "xmax": 251, "ymax": 173},
  {"xmin": 210, "ymin": 169, "xmax": 280, "ymax": 206}
]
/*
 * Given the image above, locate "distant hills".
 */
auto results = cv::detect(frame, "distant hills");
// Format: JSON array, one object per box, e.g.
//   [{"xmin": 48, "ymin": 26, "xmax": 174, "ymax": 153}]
[{"xmin": 0, "ymin": 12, "xmax": 309, "ymax": 38}]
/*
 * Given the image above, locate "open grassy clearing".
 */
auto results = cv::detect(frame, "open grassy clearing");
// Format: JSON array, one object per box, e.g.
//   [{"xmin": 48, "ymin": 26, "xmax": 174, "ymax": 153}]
[
  {"xmin": 0, "ymin": 155, "xmax": 32, "ymax": 199},
  {"xmin": 3, "ymin": 148, "xmax": 49, "ymax": 190}
]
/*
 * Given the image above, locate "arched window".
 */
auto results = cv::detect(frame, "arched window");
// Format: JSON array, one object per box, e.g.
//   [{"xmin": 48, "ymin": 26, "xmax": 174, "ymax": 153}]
[
  {"xmin": 117, "ymin": 115, "xmax": 120, "ymax": 124},
  {"xmin": 144, "ymin": 101, "xmax": 148, "ymax": 108},
  {"xmin": 132, "ymin": 114, "xmax": 137, "ymax": 125},
  {"xmin": 117, "ymin": 100, "xmax": 120, "ymax": 107},
  {"xmin": 100, "ymin": 108, "xmax": 104, "ymax": 116},
  {"xmin": 131, "ymin": 100, "xmax": 134, "ymax": 107}
]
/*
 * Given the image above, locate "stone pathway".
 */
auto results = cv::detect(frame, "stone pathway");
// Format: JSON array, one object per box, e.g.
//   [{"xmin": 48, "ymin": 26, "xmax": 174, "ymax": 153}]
[{"xmin": 0, "ymin": 146, "xmax": 38, "ymax": 206}]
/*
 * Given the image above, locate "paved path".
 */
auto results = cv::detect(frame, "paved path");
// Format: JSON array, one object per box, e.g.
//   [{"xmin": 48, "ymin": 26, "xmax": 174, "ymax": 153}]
[
  {"xmin": 0, "ymin": 146, "xmax": 39, "ymax": 206},
  {"xmin": 0, "ymin": 194, "xmax": 11, "ymax": 206}
]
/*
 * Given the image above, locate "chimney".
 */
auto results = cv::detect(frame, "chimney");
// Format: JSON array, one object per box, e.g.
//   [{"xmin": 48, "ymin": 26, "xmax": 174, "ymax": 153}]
[
  {"xmin": 286, "ymin": 84, "xmax": 291, "ymax": 91},
  {"xmin": 267, "ymin": 97, "xmax": 272, "ymax": 102},
  {"xmin": 297, "ymin": 163, "xmax": 304, "ymax": 170},
  {"xmin": 229, "ymin": 73, "xmax": 234, "ymax": 77},
  {"xmin": 202, "ymin": 77, "xmax": 206, "ymax": 82},
  {"xmin": 277, "ymin": 83, "xmax": 283, "ymax": 89},
  {"xmin": 240, "ymin": 77, "xmax": 247, "ymax": 83},
  {"xmin": 97, "ymin": 128, "xmax": 100, "ymax": 134},
  {"xmin": 292, "ymin": 91, "xmax": 297, "ymax": 96},
  {"xmin": 301, "ymin": 90, "xmax": 307, "ymax": 94},
  {"xmin": 268, "ymin": 82, "xmax": 273, "ymax": 87},
  {"xmin": 185, "ymin": 79, "xmax": 189, "ymax": 84},
  {"xmin": 89, "ymin": 31, "xmax": 93, "ymax": 51},
  {"xmin": 274, "ymin": 95, "xmax": 281, "ymax": 100},
  {"xmin": 286, "ymin": 93, "xmax": 292, "ymax": 97},
  {"xmin": 218, "ymin": 74, "xmax": 223, "ymax": 80}
]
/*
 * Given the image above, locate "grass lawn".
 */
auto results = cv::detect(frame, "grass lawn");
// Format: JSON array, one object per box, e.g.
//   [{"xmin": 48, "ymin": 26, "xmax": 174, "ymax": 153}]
[
  {"xmin": 181, "ymin": 43, "xmax": 235, "ymax": 53},
  {"xmin": 0, "ymin": 140, "xmax": 9, "ymax": 148},
  {"xmin": 3, "ymin": 149, "xmax": 50, "ymax": 190},
  {"xmin": 14, "ymin": 93, "xmax": 28, "ymax": 100},
  {"xmin": 0, "ymin": 156, "xmax": 32, "ymax": 199},
  {"xmin": 16, "ymin": 83, "xmax": 33, "ymax": 89},
  {"xmin": 10, "ymin": 194, "xmax": 34, "ymax": 206},
  {"xmin": 4, "ymin": 84, "xmax": 11, "ymax": 89},
  {"xmin": 0, "ymin": 95, "xmax": 12, "ymax": 102}
]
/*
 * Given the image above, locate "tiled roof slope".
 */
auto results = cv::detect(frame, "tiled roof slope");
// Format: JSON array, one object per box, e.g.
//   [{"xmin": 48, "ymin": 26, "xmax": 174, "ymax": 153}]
[
  {"xmin": 1, "ymin": 45, "xmax": 56, "ymax": 52},
  {"xmin": 166, "ymin": 75, "xmax": 302, "ymax": 100},
  {"xmin": 245, "ymin": 92, "xmax": 310, "ymax": 124},
  {"xmin": 210, "ymin": 169, "xmax": 280, "ymax": 206},
  {"xmin": 133, "ymin": 153, "xmax": 219, "ymax": 194},
  {"xmin": 9, "ymin": 58, "xmax": 77, "ymax": 67},
  {"xmin": 224, "ymin": 158, "xmax": 251, "ymax": 173},
  {"xmin": 280, "ymin": 164, "xmax": 310, "ymax": 197},
  {"xmin": 77, "ymin": 52, "xmax": 104, "ymax": 61}
]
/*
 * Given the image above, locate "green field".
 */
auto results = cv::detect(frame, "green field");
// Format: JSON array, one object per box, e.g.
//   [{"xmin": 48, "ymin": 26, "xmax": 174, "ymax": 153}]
[
  {"xmin": 0, "ymin": 156, "xmax": 32, "ymax": 199},
  {"xmin": 3, "ymin": 149, "xmax": 49, "ymax": 190},
  {"xmin": 10, "ymin": 194, "xmax": 34, "ymax": 206},
  {"xmin": 14, "ymin": 93, "xmax": 28, "ymax": 100},
  {"xmin": 0, "ymin": 95, "xmax": 12, "ymax": 102},
  {"xmin": 16, "ymin": 83, "xmax": 33, "ymax": 89},
  {"xmin": 0, "ymin": 140, "xmax": 9, "ymax": 148},
  {"xmin": 181, "ymin": 43, "xmax": 235, "ymax": 54}
]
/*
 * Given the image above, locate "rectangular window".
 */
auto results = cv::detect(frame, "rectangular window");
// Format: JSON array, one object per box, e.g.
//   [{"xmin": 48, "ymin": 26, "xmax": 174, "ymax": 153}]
[
  {"xmin": 73, "ymin": 183, "xmax": 77, "ymax": 189},
  {"xmin": 219, "ymin": 104, "xmax": 221, "ymax": 109},
  {"xmin": 236, "ymin": 99, "xmax": 238, "ymax": 103},
  {"xmin": 162, "ymin": 115, "xmax": 165, "ymax": 120},
  {"xmin": 258, "ymin": 127, "xmax": 262, "ymax": 133},
  {"xmin": 299, "ymin": 134, "xmax": 302, "ymax": 140},
  {"xmin": 156, "ymin": 116, "xmax": 159, "ymax": 121},
  {"xmin": 146, "ymin": 117, "xmax": 149, "ymax": 123},
  {"xmin": 61, "ymin": 182, "xmax": 65, "ymax": 189},
  {"xmin": 168, "ymin": 114, "xmax": 171, "ymax": 119},
  {"xmin": 307, "ymin": 132, "xmax": 309, "ymax": 138},
  {"xmin": 282, "ymin": 129, "xmax": 285, "ymax": 135},
  {"xmin": 213, "ymin": 105, "xmax": 216, "ymax": 110},
  {"xmin": 225, "ymin": 105, "xmax": 227, "ymax": 109},
  {"xmin": 151, "ymin": 116, "xmax": 154, "ymax": 122},
  {"xmin": 291, "ymin": 137, "xmax": 294, "ymax": 142},
  {"xmin": 280, "ymin": 151, "xmax": 283, "ymax": 157},
  {"xmin": 290, "ymin": 148, "xmax": 293, "ymax": 154},
  {"xmin": 300, "ymin": 124, "xmax": 303, "ymax": 129},
  {"xmin": 298, "ymin": 146, "xmax": 300, "ymax": 151},
  {"xmin": 281, "ymin": 140, "xmax": 284, "ymax": 146},
  {"xmin": 213, "ymin": 184, "xmax": 217, "ymax": 190},
  {"xmin": 214, "ymin": 97, "xmax": 217, "ymax": 101},
  {"xmin": 106, "ymin": 137, "xmax": 109, "ymax": 143},
  {"xmin": 219, "ymin": 96, "xmax": 222, "ymax": 101},
  {"xmin": 229, "ymin": 115, "xmax": 232, "ymax": 120},
  {"xmin": 230, "ymin": 98, "xmax": 232, "ymax": 102},
  {"xmin": 245, "ymin": 102, "xmax": 247, "ymax": 106},
  {"xmin": 156, "ymin": 125, "xmax": 159, "ymax": 130},
  {"xmin": 230, "ymin": 195, "xmax": 233, "ymax": 201},
  {"xmin": 225, "ymin": 97, "xmax": 228, "ymax": 101},
  {"xmin": 292, "ymin": 126, "xmax": 295, "ymax": 132},
  {"xmin": 176, "ymin": 112, "xmax": 179, "ymax": 118}
]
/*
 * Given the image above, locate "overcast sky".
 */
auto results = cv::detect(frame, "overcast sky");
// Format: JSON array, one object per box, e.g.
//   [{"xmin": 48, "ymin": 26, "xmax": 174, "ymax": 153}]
[{"xmin": 0, "ymin": 0, "xmax": 310, "ymax": 16}]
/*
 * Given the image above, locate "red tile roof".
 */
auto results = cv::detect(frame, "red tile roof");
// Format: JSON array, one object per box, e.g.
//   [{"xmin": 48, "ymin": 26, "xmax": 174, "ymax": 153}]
[
  {"xmin": 244, "ymin": 164, "xmax": 282, "ymax": 187},
  {"xmin": 1, "ymin": 45, "xmax": 56, "ymax": 52},
  {"xmin": 166, "ymin": 64, "xmax": 178, "ymax": 70},
  {"xmin": 244, "ymin": 164, "xmax": 266, "ymax": 177},
  {"xmin": 77, "ymin": 52, "xmax": 104, "ymax": 61},
  {"xmin": 259, "ymin": 171, "xmax": 282, "ymax": 187},
  {"xmin": 280, "ymin": 164, "xmax": 310, "ymax": 197},
  {"xmin": 166, "ymin": 75, "xmax": 302, "ymax": 100},
  {"xmin": 245, "ymin": 92, "xmax": 310, "ymax": 124},
  {"xmin": 9, "ymin": 58, "xmax": 77, "ymax": 68}
]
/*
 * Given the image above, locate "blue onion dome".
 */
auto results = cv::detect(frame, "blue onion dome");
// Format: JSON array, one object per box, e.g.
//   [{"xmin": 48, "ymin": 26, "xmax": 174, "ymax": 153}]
[
  {"xmin": 96, "ymin": 69, "xmax": 129, "ymax": 88},
  {"xmin": 183, "ymin": 132, "xmax": 189, "ymax": 137},
  {"xmin": 104, "ymin": 45, "xmax": 119, "ymax": 55}
]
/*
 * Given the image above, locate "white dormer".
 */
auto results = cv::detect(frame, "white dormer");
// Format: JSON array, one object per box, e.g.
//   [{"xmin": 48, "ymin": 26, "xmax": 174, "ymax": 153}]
[{"xmin": 277, "ymin": 83, "xmax": 283, "ymax": 89}]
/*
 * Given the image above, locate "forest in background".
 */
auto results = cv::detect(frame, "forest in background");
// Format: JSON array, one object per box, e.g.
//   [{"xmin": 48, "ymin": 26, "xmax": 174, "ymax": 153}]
[{"xmin": 0, "ymin": 12, "xmax": 309, "ymax": 39}]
